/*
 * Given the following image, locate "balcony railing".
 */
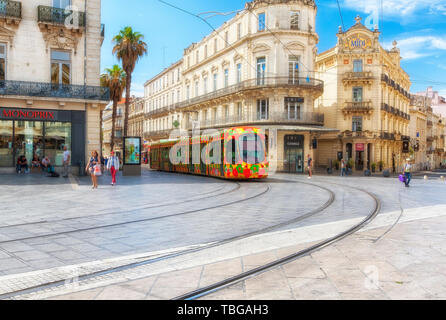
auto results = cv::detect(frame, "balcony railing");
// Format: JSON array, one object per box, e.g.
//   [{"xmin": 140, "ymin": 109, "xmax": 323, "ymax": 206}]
[
  {"xmin": 145, "ymin": 77, "xmax": 324, "ymax": 118},
  {"xmin": 343, "ymin": 72, "xmax": 374, "ymax": 83},
  {"xmin": 343, "ymin": 101, "xmax": 373, "ymax": 111},
  {"xmin": 380, "ymin": 131, "xmax": 396, "ymax": 140},
  {"xmin": 0, "ymin": 0, "xmax": 21, "ymax": 20},
  {"xmin": 182, "ymin": 112, "xmax": 324, "ymax": 130},
  {"xmin": 0, "ymin": 80, "xmax": 110, "ymax": 101},
  {"xmin": 38, "ymin": 5, "xmax": 86, "ymax": 28}
]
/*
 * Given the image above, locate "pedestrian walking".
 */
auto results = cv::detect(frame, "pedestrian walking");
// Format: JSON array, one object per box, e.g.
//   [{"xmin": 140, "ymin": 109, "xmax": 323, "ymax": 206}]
[
  {"xmin": 403, "ymin": 158, "xmax": 412, "ymax": 188},
  {"xmin": 107, "ymin": 151, "xmax": 120, "ymax": 186},
  {"xmin": 86, "ymin": 150, "xmax": 100, "ymax": 189},
  {"xmin": 307, "ymin": 154, "xmax": 313, "ymax": 179},
  {"xmin": 62, "ymin": 146, "xmax": 71, "ymax": 178},
  {"xmin": 340, "ymin": 158, "xmax": 346, "ymax": 177}
]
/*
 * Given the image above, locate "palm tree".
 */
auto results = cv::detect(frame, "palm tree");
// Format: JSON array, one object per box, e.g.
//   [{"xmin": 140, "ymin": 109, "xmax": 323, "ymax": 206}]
[
  {"xmin": 112, "ymin": 26, "xmax": 148, "ymax": 138},
  {"xmin": 100, "ymin": 65, "xmax": 126, "ymax": 153}
]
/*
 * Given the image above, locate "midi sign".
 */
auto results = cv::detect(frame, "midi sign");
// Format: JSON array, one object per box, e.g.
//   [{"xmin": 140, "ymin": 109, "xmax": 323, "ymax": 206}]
[{"xmin": 0, "ymin": 107, "xmax": 59, "ymax": 121}]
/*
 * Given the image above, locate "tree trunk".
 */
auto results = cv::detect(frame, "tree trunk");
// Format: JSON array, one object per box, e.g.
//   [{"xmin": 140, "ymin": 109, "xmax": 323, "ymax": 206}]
[
  {"xmin": 124, "ymin": 71, "xmax": 131, "ymax": 138},
  {"xmin": 111, "ymin": 99, "xmax": 118, "ymax": 153}
]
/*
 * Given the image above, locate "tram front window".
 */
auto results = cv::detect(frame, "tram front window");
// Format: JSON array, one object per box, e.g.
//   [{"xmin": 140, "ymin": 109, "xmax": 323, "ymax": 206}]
[{"xmin": 239, "ymin": 133, "xmax": 265, "ymax": 164}]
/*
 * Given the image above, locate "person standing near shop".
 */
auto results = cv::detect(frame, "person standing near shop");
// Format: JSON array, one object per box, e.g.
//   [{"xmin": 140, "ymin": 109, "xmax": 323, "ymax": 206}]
[
  {"xmin": 307, "ymin": 154, "xmax": 313, "ymax": 179},
  {"xmin": 340, "ymin": 158, "xmax": 346, "ymax": 177},
  {"xmin": 107, "ymin": 151, "xmax": 120, "ymax": 186},
  {"xmin": 62, "ymin": 146, "xmax": 71, "ymax": 178},
  {"xmin": 86, "ymin": 151, "xmax": 100, "ymax": 189}
]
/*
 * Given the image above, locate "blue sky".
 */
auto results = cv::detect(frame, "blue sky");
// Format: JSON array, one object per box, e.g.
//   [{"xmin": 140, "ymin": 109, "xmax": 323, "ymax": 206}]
[{"xmin": 101, "ymin": 0, "xmax": 446, "ymax": 97}]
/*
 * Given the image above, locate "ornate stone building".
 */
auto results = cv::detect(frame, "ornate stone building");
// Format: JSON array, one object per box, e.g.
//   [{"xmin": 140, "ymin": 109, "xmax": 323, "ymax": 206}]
[
  {"xmin": 128, "ymin": 97, "xmax": 144, "ymax": 138},
  {"xmin": 144, "ymin": 0, "xmax": 334, "ymax": 173},
  {"xmin": 102, "ymin": 98, "xmax": 125, "ymax": 157},
  {"xmin": 0, "ymin": 0, "xmax": 108, "ymax": 172},
  {"xmin": 315, "ymin": 16, "xmax": 411, "ymax": 172}
]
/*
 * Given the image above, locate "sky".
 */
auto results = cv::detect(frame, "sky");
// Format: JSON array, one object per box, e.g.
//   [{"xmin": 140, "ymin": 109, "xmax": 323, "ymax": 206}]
[{"xmin": 100, "ymin": 0, "xmax": 446, "ymax": 98}]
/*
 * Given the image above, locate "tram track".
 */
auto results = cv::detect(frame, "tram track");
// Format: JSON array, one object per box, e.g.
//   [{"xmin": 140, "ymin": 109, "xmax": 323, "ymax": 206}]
[
  {"xmin": 173, "ymin": 182, "xmax": 381, "ymax": 300},
  {"xmin": 0, "ymin": 179, "xmax": 336, "ymax": 300},
  {"xmin": 0, "ymin": 183, "xmax": 270, "ymax": 245},
  {"xmin": 0, "ymin": 178, "xmax": 239, "ymax": 229}
]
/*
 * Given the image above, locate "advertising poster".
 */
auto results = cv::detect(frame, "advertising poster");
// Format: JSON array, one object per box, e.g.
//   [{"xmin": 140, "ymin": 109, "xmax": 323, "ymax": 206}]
[{"xmin": 124, "ymin": 137, "xmax": 141, "ymax": 165}]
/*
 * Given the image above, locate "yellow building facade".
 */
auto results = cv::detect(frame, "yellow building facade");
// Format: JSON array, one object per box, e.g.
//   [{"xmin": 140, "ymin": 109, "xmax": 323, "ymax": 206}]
[{"xmin": 315, "ymin": 16, "xmax": 411, "ymax": 173}]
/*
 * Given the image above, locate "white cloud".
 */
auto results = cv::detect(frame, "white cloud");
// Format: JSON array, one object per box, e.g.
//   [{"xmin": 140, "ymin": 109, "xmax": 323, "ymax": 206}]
[
  {"xmin": 342, "ymin": 0, "xmax": 446, "ymax": 20},
  {"xmin": 384, "ymin": 36, "xmax": 446, "ymax": 60}
]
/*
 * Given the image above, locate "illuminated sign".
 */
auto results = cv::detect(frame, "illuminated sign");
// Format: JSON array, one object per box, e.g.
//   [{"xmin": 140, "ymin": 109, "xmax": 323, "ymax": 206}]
[
  {"xmin": 0, "ymin": 108, "xmax": 56, "ymax": 121},
  {"xmin": 345, "ymin": 35, "xmax": 372, "ymax": 50}
]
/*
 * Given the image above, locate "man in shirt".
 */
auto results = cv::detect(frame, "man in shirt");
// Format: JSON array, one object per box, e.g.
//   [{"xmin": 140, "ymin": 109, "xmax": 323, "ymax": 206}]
[
  {"xmin": 403, "ymin": 158, "xmax": 412, "ymax": 188},
  {"xmin": 62, "ymin": 146, "xmax": 71, "ymax": 178},
  {"xmin": 107, "ymin": 151, "xmax": 120, "ymax": 186}
]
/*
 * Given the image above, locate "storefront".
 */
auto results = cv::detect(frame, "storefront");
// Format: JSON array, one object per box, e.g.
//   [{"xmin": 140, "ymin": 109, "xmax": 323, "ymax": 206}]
[
  {"xmin": 0, "ymin": 107, "xmax": 85, "ymax": 168},
  {"xmin": 284, "ymin": 135, "xmax": 305, "ymax": 173}
]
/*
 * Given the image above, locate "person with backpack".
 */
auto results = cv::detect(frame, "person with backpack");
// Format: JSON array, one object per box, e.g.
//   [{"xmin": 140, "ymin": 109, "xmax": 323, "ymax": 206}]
[
  {"xmin": 403, "ymin": 158, "xmax": 412, "ymax": 188},
  {"xmin": 107, "ymin": 151, "xmax": 120, "ymax": 186}
]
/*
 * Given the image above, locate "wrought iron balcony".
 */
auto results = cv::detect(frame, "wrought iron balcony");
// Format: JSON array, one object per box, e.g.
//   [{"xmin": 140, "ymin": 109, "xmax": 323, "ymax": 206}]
[
  {"xmin": 0, "ymin": 80, "xmax": 110, "ymax": 101},
  {"xmin": 342, "ymin": 72, "xmax": 374, "ymax": 84},
  {"xmin": 0, "ymin": 0, "xmax": 21, "ymax": 21},
  {"xmin": 343, "ymin": 101, "xmax": 373, "ymax": 114},
  {"xmin": 146, "ymin": 77, "xmax": 323, "ymax": 118},
  {"xmin": 183, "ymin": 111, "xmax": 324, "ymax": 130},
  {"xmin": 38, "ymin": 5, "xmax": 86, "ymax": 28}
]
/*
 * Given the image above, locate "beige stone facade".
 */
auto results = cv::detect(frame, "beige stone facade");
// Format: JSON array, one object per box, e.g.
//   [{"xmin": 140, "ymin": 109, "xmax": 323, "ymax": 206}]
[
  {"xmin": 144, "ymin": 0, "xmax": 334, "ymax": 173},
  {"xmin": 128, "ymin": 97, "xmax": 144, "ymax": 139},
  {"xmin": 0, "ymin": 0, "xmax": 108, "ymax": 172},
  {"xmin": 102, "ymin": 98, "xmax": 125, "ymax": 157},
  {"xmin": 315, "ymin": 16, "xmax": 411, "ymax": 173}
]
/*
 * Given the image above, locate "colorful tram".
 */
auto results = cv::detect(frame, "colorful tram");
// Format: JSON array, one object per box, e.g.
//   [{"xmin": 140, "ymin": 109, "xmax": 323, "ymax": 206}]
[{"xmin": 149, "ymin": 127, "xmax": 268, "ymax": 180}]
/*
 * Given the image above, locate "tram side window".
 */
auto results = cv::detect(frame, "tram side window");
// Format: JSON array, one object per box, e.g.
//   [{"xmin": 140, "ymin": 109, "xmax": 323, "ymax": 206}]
[
  {"xmin": 240, "ymin": 134, "xmax": 265, "ymax": 164},
  {"xmin": 225, "ymin": 138, "xmax": 237, "ymax": 164}
]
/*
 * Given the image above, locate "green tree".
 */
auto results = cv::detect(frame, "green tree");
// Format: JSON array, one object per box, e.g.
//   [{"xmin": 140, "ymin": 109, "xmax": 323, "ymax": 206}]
[
  {"xmin": 112, "ymin": 26, "xmax": 148, "ymax": 138},
  {"xmin": 100, "ymin": 65, "xmax": 126, "ymax": 153}
]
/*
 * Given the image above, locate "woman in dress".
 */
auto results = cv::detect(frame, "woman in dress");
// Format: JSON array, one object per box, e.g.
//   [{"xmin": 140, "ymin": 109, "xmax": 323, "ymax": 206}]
[{"xmin": 86, "ymin": 150, "xmax": 100, "ymax": 189}]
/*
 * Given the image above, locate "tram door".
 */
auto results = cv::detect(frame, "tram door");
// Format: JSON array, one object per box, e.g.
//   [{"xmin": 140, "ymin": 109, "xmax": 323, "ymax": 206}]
[{"xmin": 284, "ymin": 135, "xmax": 304, "ymax": 174}]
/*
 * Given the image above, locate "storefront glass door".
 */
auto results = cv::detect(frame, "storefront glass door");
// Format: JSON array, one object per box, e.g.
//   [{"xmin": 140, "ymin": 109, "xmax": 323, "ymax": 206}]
[
  {"xmin": 0, "ymin": 120, "xmax": 13, "ymax": 166},
  {"xmin": 285, "ymin": 148, "xmax": 304, "ymax": 173},
  {"xmin": 14, "ymin": 121, "xmax": 44, "ymax": 164}
]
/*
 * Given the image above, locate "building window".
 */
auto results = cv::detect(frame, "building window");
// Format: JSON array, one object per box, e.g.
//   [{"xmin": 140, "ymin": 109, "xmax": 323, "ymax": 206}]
[
  {"xmin": 352, "ymin": 116, "xmax": 363, "ymax": 132},
  {"xmin": 186, "ymin": 85, "xmax": 190, "ymax": 100},
  {"xmin": 353, "ymin": 87, "xmax": 363, "ymax": 102},
  {"xmin": 237, "ymin": 23, "xmax": 242, "ymax": 40},
  {"xmin": 53, "ymin": 0, "xmax": 71, "ymax": 9},
  {"xmin": 285, "ymin": 97, "xmax": 302, "ymax": 120},
  {"xmin": 257, "ymin": 99, "xmax": 269, "ymax": 120},
  {"xmin": 0, "ymin": 43, "xmax": 6, "ymax": 81},
  {"xmin": 213, "ymin": 73, "xmax": 218, "ymax": 91},
  {"xmin": 237, "ymin": 63, "xmax": 242, "ymax": 83},
  {"xmin": 237, "ymin": 102, "xmax": 243, "ymax": 119},
  {"xmin": 353, "ymin": 59, "xmax": 363, "ymax": 72},
  {"xmin": 51, "ymin": 50, "xmax": 71, "ymax": 85},
  {"xmin": 195, "ymin": 81, "xmax": 199, "ymax": 97},
  {"xmin": 214, "ymin": 38, "xmax": 218, "ymax": 54},
  {"xmin": 257, "ymin": 57, "xmax": 266, "ymax": 85},
  {"xmin": 289, "ymin": 55, "xmax": 300, "ymax": 84},
  {"xmin": 224, "ymin": 69, "xmax": 229, "ymax": 88},
  {"xmin": 196, "ymin": 51, "xmax": 199, "ymax": 64},
  {"xmin": 203, "ymin": 77, "xmax": 208, "ymax": 94},
  {"xmin": 290, "ymin": 11, "xmax": 300, "ymax": 30},
  {"xmin": 224, "ymin": 105, "xmax": 229, "ymax": 120},
  {"xmin": 225, "ymin": 31, "xmax": 229, "ymax": 47},
  {"xmin": 204, "ymin": 45, "xmax": 208, "ymax": 59},
  {"xmin": 258, "ymin": 12, "xmax": 266, "ymax": 31}
]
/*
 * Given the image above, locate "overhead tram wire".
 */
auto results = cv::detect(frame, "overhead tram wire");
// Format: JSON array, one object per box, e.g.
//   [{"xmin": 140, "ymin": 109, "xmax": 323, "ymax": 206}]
[
  {"xmin": 336, "ymin": 0, "xmax": 346, "ymax": 33},
  {"xmin": 157, "ymin": 0, "xmax": 259, "ymax": 76}
]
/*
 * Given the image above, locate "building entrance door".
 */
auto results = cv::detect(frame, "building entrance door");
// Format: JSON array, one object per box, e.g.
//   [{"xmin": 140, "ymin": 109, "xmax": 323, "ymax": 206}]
[
  {"xmin": 355, "ymin": 151, "xmax": 364, "ymax": 171},
  {"xmin": 284, "ymin": 135, "xmax": 304, "ymax": 173}
]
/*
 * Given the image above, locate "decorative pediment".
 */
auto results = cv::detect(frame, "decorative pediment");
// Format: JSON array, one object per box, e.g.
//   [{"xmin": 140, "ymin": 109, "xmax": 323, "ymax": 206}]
[
  {"xmin": 0, "ymin": 25, "xmax": 15, "ymax": 46},
  {"xmin": 233, "ymin": 53, "xmax": 243, "ymax": 63},
  {"xmin": 221, "ymin": 59, "xmax": 230, "ymax": 68},
  {"xmin": 252, "ymin": 43, "xmax": 271, "ymax": 53},
  {"xmin": 211, "ymin": 65, "xmax": 219, "ymax": 73},
  {"xmin": 39, "ymin": 25, "xmax": 83, "ymax": 54},
  {"xmin": 284, "ymin": 41, "xmax": 305, "ymax": 52}
]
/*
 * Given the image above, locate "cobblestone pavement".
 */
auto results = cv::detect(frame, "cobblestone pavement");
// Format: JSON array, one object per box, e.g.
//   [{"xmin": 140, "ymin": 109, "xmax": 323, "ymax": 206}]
[{"xmin": 0, "ymin": 171, "xmax": 445, "ymax": 299}]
